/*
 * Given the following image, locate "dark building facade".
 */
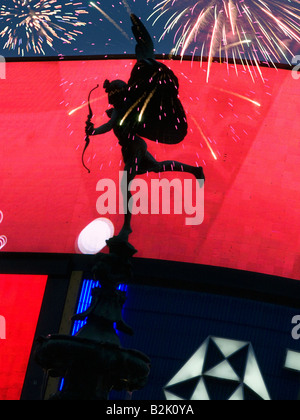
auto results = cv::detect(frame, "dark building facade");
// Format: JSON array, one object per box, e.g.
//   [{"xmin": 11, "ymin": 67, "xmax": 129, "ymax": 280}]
[{"xmin": 3, "ymin": 254, "xmax": 298, "ymax": 401}]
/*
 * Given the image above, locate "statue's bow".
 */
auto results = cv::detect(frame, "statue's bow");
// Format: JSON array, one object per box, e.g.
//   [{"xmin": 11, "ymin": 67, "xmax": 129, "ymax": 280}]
[{"xmin": 82, "ymin": 84, "xmax": 99, "ymax": 173}]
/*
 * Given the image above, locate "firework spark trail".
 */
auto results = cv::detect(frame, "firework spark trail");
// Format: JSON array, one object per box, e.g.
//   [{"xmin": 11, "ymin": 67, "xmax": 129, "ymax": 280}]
[
  {"xmin": 122, "ymin": 0, "xmax": 133, "ymax": 15},
  {"xmin": 148, "ymin": 0, "xmax": 300, "ymax": 81},
  {"xmin": 138, "ymin": 87, "xmax": 158, "ymax": 122},
  {"xmin": 68, "ymin": 95, "xmax": 106, "ymax": 116},
  {"xmin": 0, "ymin": 0, "xmax": 88, "ymax": 56},
  {"xmin": 191, "ymin": 115, "xmax": 218, "ymax": 160},
  {"xmin": 211, "ymin": 86, "xmax": 261, "ymax": 106},
  {"xmin": 207, "ymin": 7, "xmax": 220, "ymax": 83},
  {"xmin": 90, "ymin": 1, "xmax": 130, "ymax": 41},
  {"xmin": 120, "ymin": 92, "xmax": 148, "ymax": 126}
]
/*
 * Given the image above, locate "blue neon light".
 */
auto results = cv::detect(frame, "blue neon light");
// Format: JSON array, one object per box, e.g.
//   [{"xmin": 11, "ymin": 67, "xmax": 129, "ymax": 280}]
[
  {"xmin": 71, "ymin": 280, "xmax": 128, "ymax": 336},
  {"xmin": 59, "ymin": 280, "xmax": 128, "ymax": 391}
]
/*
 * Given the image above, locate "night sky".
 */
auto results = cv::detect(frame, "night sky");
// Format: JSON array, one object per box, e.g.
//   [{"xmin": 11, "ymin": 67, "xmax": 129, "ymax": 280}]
[
  {"xmin": 0, "ymin": 1, "xmax": 170, "ymax": 57},
  {"xmin": 0, "ymin": 0, "xmax": 299, "ymax": 61}
]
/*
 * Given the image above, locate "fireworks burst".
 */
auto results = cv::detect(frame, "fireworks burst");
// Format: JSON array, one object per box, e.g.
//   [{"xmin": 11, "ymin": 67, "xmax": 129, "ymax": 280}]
[
  {"xmin": 148, "ymin": 0, "xmax": 300, "ymax": 81},
  {"xmin": 0, "ymin": 0, "xmax": 88, "ymax": 56}
]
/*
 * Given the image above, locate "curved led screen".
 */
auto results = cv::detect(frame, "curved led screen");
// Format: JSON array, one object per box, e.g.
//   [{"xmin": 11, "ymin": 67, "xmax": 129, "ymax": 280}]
[
  {"xmin": 0, "ymin": 59, "xmax": 300, "ymax": 282},
  {"xmin": 0, "ymin": 274, "xmax": 47, "ymax": 400}
]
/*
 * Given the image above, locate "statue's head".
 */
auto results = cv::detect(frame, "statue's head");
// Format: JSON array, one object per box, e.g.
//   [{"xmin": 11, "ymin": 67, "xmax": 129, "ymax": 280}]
[{"xmin": 103, "ymin": 79, "xmax": 128, "ymax": 108}]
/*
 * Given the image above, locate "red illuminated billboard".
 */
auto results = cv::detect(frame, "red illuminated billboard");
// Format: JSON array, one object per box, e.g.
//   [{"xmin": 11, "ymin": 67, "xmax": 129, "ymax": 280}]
[
  {"xmin": 0, "ymin": 59, "xmax": 300, "ymax": 281},
  {"xmin": 0, "ymin": 274, "xmax": 47, "ymax": 400}
]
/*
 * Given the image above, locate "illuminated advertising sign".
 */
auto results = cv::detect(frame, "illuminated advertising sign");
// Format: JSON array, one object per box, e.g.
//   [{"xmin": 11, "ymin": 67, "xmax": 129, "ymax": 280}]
[
  {"xmin": 164, "ymin": 337, "xmax": 271, "ymax": 401},
  {"xmin": 1, "ymin": 60, "xmax": 300, "ymax": 281},
  {"xmin": 0, "ymin": 274, "xmax": 47, "ymax": 400}
]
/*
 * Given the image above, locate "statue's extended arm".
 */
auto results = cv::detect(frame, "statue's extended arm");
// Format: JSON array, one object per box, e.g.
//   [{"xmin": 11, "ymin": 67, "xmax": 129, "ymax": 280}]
[{"xmin": 86, "ymin": 109, "xmax": 118, "ymax": 136}]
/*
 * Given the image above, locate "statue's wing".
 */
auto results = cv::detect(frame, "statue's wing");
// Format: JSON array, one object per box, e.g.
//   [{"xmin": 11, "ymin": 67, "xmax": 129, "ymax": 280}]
[
  {"xmin": 131, "ymin": 14, "xmax": 155, "ymax": 61},
  {"xmin": 126, "ymin": 59, "xmax": 187, "ymax": 144},
  {"xmin": 125, "ymin": 15, "xmax": 187, "ymax": 145}
]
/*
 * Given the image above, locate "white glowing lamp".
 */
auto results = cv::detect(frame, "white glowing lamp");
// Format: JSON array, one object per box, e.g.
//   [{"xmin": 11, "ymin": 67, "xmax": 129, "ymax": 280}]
[{"xmin": 77, "ymin": 218, "xmax": 115, "ymax": 255}]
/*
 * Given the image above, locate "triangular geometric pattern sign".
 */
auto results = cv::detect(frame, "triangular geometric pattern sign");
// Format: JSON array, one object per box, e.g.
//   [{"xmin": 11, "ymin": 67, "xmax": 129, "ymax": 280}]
[{"xmin": 163, "ymin": 336, "xmax": 271, "ymax": 401}]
